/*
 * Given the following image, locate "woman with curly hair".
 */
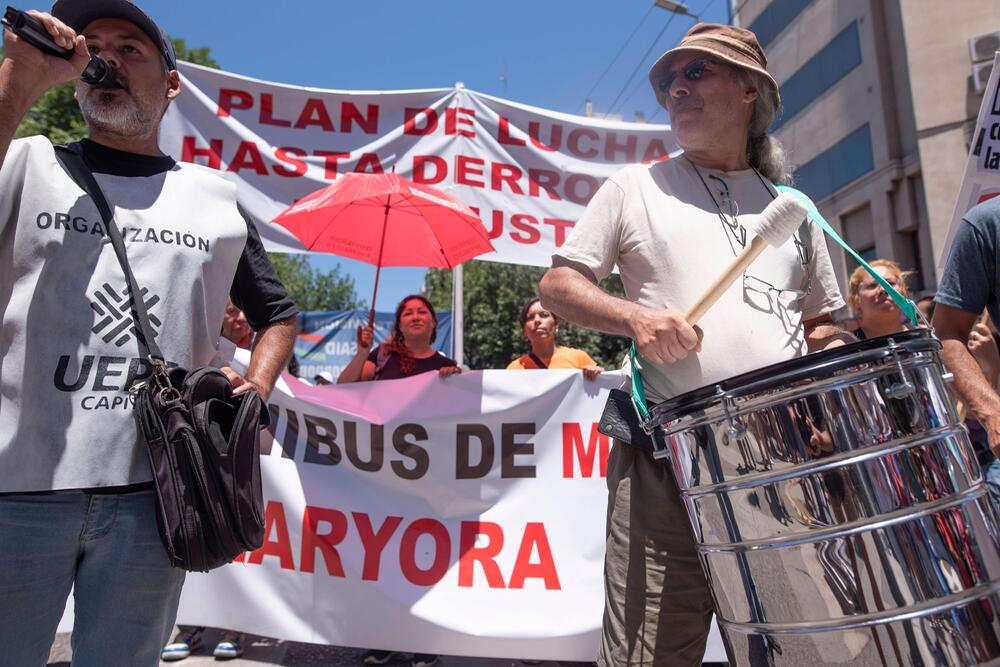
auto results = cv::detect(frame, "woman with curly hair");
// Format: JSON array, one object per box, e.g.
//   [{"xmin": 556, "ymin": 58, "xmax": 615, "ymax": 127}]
[
  {"xmin": 338, "ymin": 296, "xmax": 454, "ymax": 667},
  {"xmin": 847, "ymin": 259, "xmax": 912, "ymax": 339},
  {"xmin": 339, "ymin": 294, "xmax": 460, "ymax": 385}
]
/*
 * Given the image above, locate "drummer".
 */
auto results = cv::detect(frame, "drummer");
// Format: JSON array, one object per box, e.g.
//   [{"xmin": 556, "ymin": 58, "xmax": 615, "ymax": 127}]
[{"xmin": 539, "ymin": 23, "xmax": 850, "ymax": 667}]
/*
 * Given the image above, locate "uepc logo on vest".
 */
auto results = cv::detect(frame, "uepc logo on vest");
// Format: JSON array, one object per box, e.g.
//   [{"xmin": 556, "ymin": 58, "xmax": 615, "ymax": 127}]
[
  {"xmin": 89, "ymin": 282, "xmax": 162, "ymax": 347},
  {"xmin": 53, "ymin": 281, "xmax": 163, "ymax": 411}
]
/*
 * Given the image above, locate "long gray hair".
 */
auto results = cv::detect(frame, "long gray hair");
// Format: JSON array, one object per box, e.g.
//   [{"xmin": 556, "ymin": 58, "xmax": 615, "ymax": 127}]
[{"xmin": 734, "ymin": 69, "xmax": 792, "ymax": 185}]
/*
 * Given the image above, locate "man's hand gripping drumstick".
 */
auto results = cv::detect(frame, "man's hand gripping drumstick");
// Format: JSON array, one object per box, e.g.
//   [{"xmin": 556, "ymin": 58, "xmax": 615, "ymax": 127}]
[{"xmin": 685, "ymin": 192, "xmax": 808, "ymax": 324}]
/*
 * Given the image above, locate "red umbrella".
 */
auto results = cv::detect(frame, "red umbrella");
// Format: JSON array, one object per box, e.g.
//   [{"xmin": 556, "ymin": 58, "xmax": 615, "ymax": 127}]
[{"xmin": 273, "ymin": 172, "xmax": 494, "ymax": 325}]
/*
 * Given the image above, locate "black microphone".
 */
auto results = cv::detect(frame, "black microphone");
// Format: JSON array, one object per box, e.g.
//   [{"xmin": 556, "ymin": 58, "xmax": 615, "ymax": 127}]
[{"xmin": 2, "ymin": 6, "xmax": 120, "ymax": 89}]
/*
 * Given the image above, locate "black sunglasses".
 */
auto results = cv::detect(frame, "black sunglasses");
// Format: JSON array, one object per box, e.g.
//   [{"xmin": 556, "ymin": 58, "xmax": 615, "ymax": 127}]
[{"xmin": 656, "ymin": 59, "xmax": 716, "ymax": 93}]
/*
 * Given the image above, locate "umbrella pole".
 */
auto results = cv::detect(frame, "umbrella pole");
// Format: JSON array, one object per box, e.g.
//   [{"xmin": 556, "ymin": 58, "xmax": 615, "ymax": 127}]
[
  {"xmin": 369, "ymin": 265, "xmax": 381, "ymax": 328},
  {"xmin": 369, "ymin": 195, "xmax": 392, "ymax": 328},
  {"xmin": 453, "ymin": 263, "xmax": 464, "ymax": 366}
]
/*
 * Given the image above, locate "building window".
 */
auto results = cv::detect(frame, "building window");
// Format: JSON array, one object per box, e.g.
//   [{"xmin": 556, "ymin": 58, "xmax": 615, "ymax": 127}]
[
  {"xmin": 842, "ymin": 203, "xmax": 874, "ymax": 253},
  {"xmin": 857, "ymin": 246, "xmax": 877, "ymax": 264},
  {"xmin": 772, "ymin": 21, "xmax": 862, "ymax": 130},
  {"xmin": 793, "ymin": 124, "xmax": 874, "ymax": 202},
  {"xmin": 906, "ymin": 230, "xmax": 925, "ymax": 293},
  {"xmin": 748, "ymin": 0, "xmax": 813, "ymax": 48}
]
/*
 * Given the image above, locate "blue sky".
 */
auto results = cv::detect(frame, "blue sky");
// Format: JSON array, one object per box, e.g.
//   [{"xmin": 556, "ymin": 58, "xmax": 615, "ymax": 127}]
[{"xmin": 141, "ymin": 0, "xmax": 730, "ymax": 311}]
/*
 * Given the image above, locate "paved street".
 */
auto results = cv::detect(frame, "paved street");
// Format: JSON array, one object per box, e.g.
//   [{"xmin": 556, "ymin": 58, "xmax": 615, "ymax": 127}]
[
  {"xmin": 45, "ymin": 629, "xmax": 579, "ymax": 667},
  {"xmin": 47, "ymin": 628, "xmax": 729, "ymax": 666},
  {"xmin": 47, "ymin": 630, "xmax": 517, "ymax": 666}
]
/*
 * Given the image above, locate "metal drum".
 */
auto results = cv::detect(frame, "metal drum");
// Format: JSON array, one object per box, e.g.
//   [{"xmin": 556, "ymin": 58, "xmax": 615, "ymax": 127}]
[{"xmin": 647, "ymin": 328, "xmax": 1000, "ymax": 666}]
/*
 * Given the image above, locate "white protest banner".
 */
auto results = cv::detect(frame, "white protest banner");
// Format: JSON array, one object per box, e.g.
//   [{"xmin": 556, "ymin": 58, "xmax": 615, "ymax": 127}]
[
  {"xmin": 158, "ymin": 62, "xmax": 677, "ymax": 268},
  {"xmin": 939, "ymin": 53, "xmax": 1000, "ymax": 268},
  {"xmin": 170, "ymin": 364, "xmax": 727, "ymax": 662}
]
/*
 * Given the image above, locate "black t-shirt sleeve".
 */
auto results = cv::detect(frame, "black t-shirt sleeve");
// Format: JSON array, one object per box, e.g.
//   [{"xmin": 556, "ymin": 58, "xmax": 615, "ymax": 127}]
[
  {"xmin": 432, "ymin": 353, "xmax": 458, "ymax": 369},
  {"xmin": 229, "ymin": 208, "xmax": 299, "ymax": 330}
]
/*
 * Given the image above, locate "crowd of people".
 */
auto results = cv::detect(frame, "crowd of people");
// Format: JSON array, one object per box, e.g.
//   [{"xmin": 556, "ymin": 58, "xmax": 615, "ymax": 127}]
[{"xmin": 1, "ymin": 2, "xmax": 999, "ymax": 667}]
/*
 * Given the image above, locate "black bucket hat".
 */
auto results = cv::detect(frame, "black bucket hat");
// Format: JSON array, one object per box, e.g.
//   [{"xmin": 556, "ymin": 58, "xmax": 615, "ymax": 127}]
[
  {"xmin": 649, "ymin": 23, "xmax": 779, "ymax": 110},
  {"xmin": 52, "ymin": 0, "xmax": 176, "ymax": 70}
]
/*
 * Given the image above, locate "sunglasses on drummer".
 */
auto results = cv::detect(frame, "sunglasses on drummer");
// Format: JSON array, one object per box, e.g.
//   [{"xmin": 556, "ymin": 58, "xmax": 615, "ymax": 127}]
[
  {"xmin": 656, "ymin": 59, "xmax": 719, "ymax": 93},
  {"xmin": 741, "ymin": 222, "xmax": 812, "ymax": 304},
  {"xmin": 743, "ymin": 274, "xmax": 811, "ymax": 305}
]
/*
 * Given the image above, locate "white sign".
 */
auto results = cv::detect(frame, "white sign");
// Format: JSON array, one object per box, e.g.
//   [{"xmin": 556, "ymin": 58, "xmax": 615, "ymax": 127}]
[
  {"xmin": 170, "ymin": 366, "xmax": 727, "ymax": 661},
  {"xmin": 939, "ymin": 52, "xmax": 1000, "ymax": 268},
  {"xmin": 158, "ymin": 62, "xmax": 678, "ymax": 268}
]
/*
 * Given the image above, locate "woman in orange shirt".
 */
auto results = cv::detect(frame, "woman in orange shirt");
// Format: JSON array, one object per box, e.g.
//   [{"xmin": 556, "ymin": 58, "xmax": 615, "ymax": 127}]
[{"xmin": 508, "ymin": 297, "xmax": 603, "ymax": 380}]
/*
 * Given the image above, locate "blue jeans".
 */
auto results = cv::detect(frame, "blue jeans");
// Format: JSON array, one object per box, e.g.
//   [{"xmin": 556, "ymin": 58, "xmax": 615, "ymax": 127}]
[
  {"xmin": 984, "ymin": 457, "xmax": 1000, "ymax": 507},
  {"xmin": 0, "ymin": 489, "xmax": 185, "ymax": 666}
]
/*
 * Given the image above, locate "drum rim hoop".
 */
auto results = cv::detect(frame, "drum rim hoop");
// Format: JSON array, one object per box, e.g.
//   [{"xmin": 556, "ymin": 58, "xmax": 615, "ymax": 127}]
[{"xmin": 651, "ymin": 328, "xmax": 939, "ymax": 420}]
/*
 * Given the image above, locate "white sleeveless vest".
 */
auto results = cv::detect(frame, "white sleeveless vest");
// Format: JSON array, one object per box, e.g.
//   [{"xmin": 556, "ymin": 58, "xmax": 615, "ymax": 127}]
[{"xmin": 0, "ymin": 136, "xmax": 248, "ymax": 491}]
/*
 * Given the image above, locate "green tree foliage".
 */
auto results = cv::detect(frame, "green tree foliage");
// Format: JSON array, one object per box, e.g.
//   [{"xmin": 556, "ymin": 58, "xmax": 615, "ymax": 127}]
[
  {"xmin": 14, "ymin": 75, "xmax": 87, "ymax": 143},
  {"xmin": 4, "ymin": 37, "xmax": 219, "ymax": 143},
  {"xmin": 169, "ymin": 38, "xmax": 219, "ymax": 69},
  {"xmin": 268, "ymin": 253, "xmax": 362, "ymax": 312},
  {"xmin": 425, "ymin": 263, "xmax": 630, "ymax": 370}
]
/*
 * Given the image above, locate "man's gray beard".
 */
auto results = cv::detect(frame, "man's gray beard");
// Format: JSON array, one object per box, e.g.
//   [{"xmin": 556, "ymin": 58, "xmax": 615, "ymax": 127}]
[{"xmin": 77, "ymin": 89, "xmax": 155, "ymax": 137}]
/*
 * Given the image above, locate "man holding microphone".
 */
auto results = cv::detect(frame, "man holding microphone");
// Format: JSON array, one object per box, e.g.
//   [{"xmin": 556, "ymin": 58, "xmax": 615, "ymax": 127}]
[{"xmin": 0, "ymin": 2, "xmax": 297, "ymax": 664}]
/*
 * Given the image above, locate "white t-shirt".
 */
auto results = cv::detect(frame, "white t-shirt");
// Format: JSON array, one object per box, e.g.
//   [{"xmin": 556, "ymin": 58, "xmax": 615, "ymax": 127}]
[{"xmin": 554, "ymin": 156, "xmax": 844, "ymax": 403}]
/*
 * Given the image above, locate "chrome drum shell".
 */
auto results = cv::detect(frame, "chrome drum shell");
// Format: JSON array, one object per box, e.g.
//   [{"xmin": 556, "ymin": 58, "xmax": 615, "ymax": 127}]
[{"xmin": 650, "ymin": 330, "xmax": 1000, "ymax": 666}]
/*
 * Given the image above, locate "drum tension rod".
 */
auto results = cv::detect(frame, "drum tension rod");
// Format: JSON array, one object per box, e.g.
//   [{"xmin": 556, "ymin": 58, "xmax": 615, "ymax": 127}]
[
  {"xmin": 886, "ymin": 337, "xmax": 916, "ymax": 400},
  {"xmin": 716, "ymin": 386, "xmax": 747, "ymax": 439}
]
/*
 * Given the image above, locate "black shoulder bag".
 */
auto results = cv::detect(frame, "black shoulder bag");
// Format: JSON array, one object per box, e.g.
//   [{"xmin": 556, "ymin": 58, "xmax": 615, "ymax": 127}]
[
  {"xmin": 56, "ymin": 144, "xmax": 266, "ymax": 571},
  {"xmin": 597, "ymin": 344, "xmax": 666, "ymax": 455}
]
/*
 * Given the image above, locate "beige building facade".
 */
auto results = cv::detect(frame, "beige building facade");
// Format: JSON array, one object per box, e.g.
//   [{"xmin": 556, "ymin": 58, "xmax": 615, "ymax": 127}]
[{"xmin": 732, "ymin": 0, "xmax": 1000, "ymax": 298}]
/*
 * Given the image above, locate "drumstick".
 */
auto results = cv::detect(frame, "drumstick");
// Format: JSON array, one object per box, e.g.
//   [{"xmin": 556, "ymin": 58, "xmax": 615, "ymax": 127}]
[{"xmin": 685, "ymin": 193, "xmax": 808, "ymax": 325}]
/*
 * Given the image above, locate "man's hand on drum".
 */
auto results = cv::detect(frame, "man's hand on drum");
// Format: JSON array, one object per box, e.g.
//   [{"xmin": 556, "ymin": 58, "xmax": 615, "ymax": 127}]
[{"xmin": 628, "ymin": 306, "xmax": 703, "ymax": 365}]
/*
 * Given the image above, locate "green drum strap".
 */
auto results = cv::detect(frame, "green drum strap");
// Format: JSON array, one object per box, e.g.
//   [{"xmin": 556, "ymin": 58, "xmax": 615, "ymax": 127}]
[
  {"xmin": 776, "ymin": 185, "xmax": 918, "ymax": 326},
  {"xmin": 629, "ymin": 344, "xmax": 653, "ymax": 423}
]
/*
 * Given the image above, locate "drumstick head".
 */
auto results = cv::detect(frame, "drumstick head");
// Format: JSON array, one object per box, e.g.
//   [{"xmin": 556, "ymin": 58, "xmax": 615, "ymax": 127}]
[{"xmin": 752, "ymin": 193, "xmax": 808, "ymax": 247}]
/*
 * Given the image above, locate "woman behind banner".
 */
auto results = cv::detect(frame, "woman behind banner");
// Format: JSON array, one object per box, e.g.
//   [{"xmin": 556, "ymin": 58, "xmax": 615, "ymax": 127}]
[
  {"xmin": 338, "ymin": 294, "xmax": 456, "ymax": 667},
  {"xmin": 339, "ymin": 294, "xmax": 460, "ymax": 385},
  {"xmin": 847, "ymin": 259, "xmax": 912, "ymax": 339},
  {"xmin": 508, "ymin": 297, "xmax": 603, "ymax": 380},
  {"xmin": 337, "ymin": 294, "xmax": 462, "ymax": 384}
]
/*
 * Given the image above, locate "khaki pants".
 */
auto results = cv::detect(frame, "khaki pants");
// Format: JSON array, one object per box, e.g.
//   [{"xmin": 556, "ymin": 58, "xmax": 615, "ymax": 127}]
[{"xmin": 598, "ymin": 441, "xmax": 714, "ymax": 667}]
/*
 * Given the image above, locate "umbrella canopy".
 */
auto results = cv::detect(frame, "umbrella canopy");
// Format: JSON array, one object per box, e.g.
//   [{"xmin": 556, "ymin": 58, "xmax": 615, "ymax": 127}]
[
  {"xmin": 273, "ymin": 171, "xmax": 494, "ymax": 327},
  {"xmin": 273, "ymin": 172, "xmax": 494, "ymax": 268}
]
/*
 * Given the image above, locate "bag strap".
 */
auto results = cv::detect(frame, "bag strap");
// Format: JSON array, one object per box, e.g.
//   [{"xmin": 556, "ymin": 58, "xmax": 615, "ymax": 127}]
[
  {"xmin": 776, "ymin": 185, "xmax": 919, "ymax": 326},
  {"xmin": 54, "ymin": 144, "xmax": 165, "ymax": 365},
  {"xmin": 628, "ymin": 344, "xmax": 652, "ymax": 423},
  {"xmin": 528, "ymin": 352, "xmax": 549, "ymax": 369}
]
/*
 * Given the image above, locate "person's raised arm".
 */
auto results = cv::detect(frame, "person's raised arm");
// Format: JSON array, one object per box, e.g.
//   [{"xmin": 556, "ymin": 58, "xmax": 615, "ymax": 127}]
[
  {"xmin": 0, "ymin": 10, "xmax": 88, "ymax": 166},
  {"xmin": 539, "ymin": 260, "xmax": 702, "ymax": 366},
  {"xmin": 934, "ymin": 304, "xmax": 1000, "ymax": 454},
  {"xmin": 338, "ymin": 326, "xmax": 376, "ymax": 383}
]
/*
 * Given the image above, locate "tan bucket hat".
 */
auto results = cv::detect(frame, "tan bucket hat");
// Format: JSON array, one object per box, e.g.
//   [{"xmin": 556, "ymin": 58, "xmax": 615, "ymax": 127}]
[{"xmin": 648, "ymin": 23, "xmax": 780, "ymax": 108}]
